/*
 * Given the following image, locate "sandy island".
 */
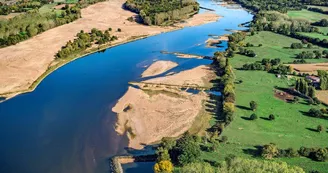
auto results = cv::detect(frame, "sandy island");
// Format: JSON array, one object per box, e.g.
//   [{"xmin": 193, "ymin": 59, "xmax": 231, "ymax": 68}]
[
  {"xmin": 112, "ymin": 65, "xmax": 216, "ymax": 149},
  {"xmin": 141, "ymin": 61, "xmax": 178, "ymax": 78},
  {"xmin": 0, "ymin": 0, "xmax": 220, "ymax": 99}
]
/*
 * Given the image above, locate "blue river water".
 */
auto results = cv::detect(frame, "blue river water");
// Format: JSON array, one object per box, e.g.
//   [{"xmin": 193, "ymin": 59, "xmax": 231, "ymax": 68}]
[{"xmin": 0, "ymin": 1, "xmax": 253, "ymax": 173}]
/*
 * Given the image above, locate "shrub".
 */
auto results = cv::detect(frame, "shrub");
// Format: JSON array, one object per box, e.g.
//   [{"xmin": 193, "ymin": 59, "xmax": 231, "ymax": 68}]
[
  {"xmin": 261, "ymin": 143, "xmax": 279, "ymax": 159},
  {"xmin": 309, "ymin": 108, "xmax": 323, "ymax": 117},
  {"xmin": 269, "ymin": 114, "xmax": 275, "ymax": 120},
  {"xmin": 249, "ymin": 101, "xmax": 258, "ymax": 111},
  {"xmin": 314, "ymin": 148, "xmax": 328, "ymax": 162},
  {"xmin": 117, "ymin": 28, "xmax": 122, "ymax": 32},
  {"xmin": 317, "ymin": 125, "xmax": 325, "ymax": 133},
  {"xmin": 250, "ymin": 113, "xmax": 258, "ymax": 120},
  {"xmin": 154, "ymin": 160, "xmax": 173, "ymax": 173}
]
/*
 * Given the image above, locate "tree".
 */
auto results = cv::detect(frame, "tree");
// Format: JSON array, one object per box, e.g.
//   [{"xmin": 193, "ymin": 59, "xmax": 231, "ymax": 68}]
[
  {"xmin": 317, "ymin": 125, "xmax": 325, "ymax": 133},
  {"xmin": 308, "ymin": 86, "xmax": 316, "ymax": 98},
  {"xmin": 179, "ymin": 162, "xmax": 214, "ymax": 173},
  {"xmin": 26, "ymin": 24, "xmax": 38, "ymax": 37},
  {"xmin": 308, "ymin": 108, "xmax": 323, "ymax": 117},
  {"xmin": 117, "ymin": 28, "xmax": 122, "ymax": 32},
  {"xmin": 217, "ymin": 157, "xmax": 305, "ymax": 173},
  {"xmin": 154, "ymin": 160, "xmax": 173, "ymax": 173},
  {"xmin": 261, "ymin": 143, "xmax": 279, "ymax": 159},
  {"xmin": 249, "ymin": 101, "xmax": 257, "ymax": 111},
  {"xmin": 174, "ymin": 133, "xmax": 201, "ymax": 165},
  {"xmin": 250, "ymin": 113, "xmax": 257, "ymax": 120},
  {"xmin": 314, "ymin": 148, "xmax": 328, "ymax": 162},
  {"xmin": 269, "ymin": 114, "xmax": 275, "ymax": 120}
]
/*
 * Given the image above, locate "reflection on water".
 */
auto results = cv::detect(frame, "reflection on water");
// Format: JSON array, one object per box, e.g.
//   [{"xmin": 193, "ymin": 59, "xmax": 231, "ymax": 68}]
[{"xmin": 0, "ymin": 1, "xmax": 252, "ymax": 173}]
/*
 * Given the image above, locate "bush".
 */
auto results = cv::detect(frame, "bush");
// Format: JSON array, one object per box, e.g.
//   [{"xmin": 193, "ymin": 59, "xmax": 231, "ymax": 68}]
[
  {"xmin": 220, "ymin": 136, "xmax": 228, "ymax": 143},
  {"xmin": 250, "ymin": 101, "xmax": 258, "ymax": 111},
  {"xmin": 117, "ymin": 28, "xmax": 122, "ymax": 32},
  {"xmin": 261, "ymin": 143, "xmax": 279, "ymax": 159},
  {"xmin": 317, "ymin": 125, "xmax": 325, "ymax": 133},
  {"xmin": 250, "ymin": 113, "xmax": 258, "ymax": 120},
  {"xmin": 269, "ymin": 114, "xmax": 275, "ymax": 120},
  {"xmin": 154, "ymin": 160, "xmax": 173, "ymax": 173},
  {"xmin": 308, "ymin": 108, "xmax": 323, "ymax": 117}
]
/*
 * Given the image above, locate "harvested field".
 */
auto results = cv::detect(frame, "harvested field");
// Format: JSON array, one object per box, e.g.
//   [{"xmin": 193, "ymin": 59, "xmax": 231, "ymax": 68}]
[
  {"xmin": 316, "ymin": 90, "xmax": 328, "ymax": 105},
  {"xmin": 290, "ymin": 63, "xmax": 328, "ymax": 73},
  {"xmin": 141, "ymin": 61, "xmax": 178, "ymax": 78},
  {"xmin": 0, "ymin": 0, "xmax": 220, "ymax": 97}
]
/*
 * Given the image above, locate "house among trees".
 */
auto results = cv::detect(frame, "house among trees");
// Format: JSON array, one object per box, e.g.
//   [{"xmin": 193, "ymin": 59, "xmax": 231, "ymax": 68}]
[{"xmin": 306, "ymin": 75, "xmax": 320, "ymax": 87}]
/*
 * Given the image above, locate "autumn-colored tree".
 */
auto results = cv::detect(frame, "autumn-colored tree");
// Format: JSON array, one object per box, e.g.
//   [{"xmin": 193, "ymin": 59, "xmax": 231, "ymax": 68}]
[{"xmin": 154, "ymin": 160, "xmax": 173, "ymax": 173}]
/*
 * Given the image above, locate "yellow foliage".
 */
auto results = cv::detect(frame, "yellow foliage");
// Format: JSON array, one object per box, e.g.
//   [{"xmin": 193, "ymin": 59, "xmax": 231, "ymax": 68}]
[{"xmin": 154, "ymin": 160, "xmax": 173, "ymax": 173}]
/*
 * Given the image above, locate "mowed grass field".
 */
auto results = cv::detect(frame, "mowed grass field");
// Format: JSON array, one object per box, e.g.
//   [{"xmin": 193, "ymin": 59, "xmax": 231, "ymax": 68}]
[
  {"xmin": 201, "ymin": 31, "xmax": 328, "ymax": 172},
  {"xmin": 288, "ymin": 9, "xmax": 328, "ymax": 22},
  {"xmin": 318, "ymin": 26, "xmax": 328, "ymax": 34}
]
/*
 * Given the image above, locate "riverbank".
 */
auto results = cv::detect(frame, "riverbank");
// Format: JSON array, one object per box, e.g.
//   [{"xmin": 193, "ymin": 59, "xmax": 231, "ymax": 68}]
[{"xmin": 0, "ymin": 0, "xmax": 220, "ymax": 102}]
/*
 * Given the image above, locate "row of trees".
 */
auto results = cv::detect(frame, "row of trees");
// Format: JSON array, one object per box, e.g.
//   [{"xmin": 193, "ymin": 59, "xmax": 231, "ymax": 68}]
[
  {"xmin": 296, "ymin": 50, "xmax": 328, "ymax": 59},
  {"xmin": 318, "ymin": 70, "xmax": 328, "ymax": 90},
  {"xmin": 55, "ymin": 28, "xmax": 117, "ymax": 59},
  {"xmin": 295, "ymin": 78, "xmax": 316, "ymax": 98},
  {"xmin": 124, "ymin": 0, "xmax": 199, "ymax": 25},
  {"xmin": 238, "ymin": 48, "xmax": 256, "ymax": 57},
  {"xmin": 0, "ymin": 6, "xmax": 81, "ymax": 47},
  {"xmin": 260, "ymin": 143, "xmax": 328, "ymax": 162},
  {"xmin": 308, "ymin": 7, "xmax": 328, "ymax": 15}
]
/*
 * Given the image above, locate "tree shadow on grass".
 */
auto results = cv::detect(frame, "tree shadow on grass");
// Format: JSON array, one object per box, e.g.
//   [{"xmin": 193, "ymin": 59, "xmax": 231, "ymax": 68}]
[
  {"xmin": 260, "ymin": 117, "xmax": 270, "ymax": 121},
  {"xmin": 242, "ymin": 145, "xmax": 262, "ymax": 157},
  {"xmin": 306, "ymin": 127, "xmax": 318, "ymax": 132},
  {"xmin": 236, "ymin": 105, "xmax": 252, "ymax": 111},
  {"xmin": 241, "ymin": 116, "xmax": 251, "ymax": 120}
]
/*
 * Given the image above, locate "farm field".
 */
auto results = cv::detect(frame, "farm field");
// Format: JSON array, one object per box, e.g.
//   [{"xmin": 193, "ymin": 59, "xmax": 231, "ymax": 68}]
[
  {"xmin": 291, "ymin": 63, "xmax": 328, "ymax": 73},
  {"xmin": 201, "ymin": 31, "xmax": 328, "ymax": 172},
  {"xmin": 316, "ymin": 90, "xmax": 328, "ymax": 105},
  {"xmin": 287, "ymin": 9, "xmax": 328, "ymax": 22},
  {"xmin": 234, "ymin": 31, "xmax": 328, "ymax": 65}
]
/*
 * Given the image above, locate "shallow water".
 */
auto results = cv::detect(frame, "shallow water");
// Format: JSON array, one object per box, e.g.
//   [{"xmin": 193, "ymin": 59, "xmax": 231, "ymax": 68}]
[{"xmin": 0, "ymin": 1, "xmax": 252, "ymax": 173}]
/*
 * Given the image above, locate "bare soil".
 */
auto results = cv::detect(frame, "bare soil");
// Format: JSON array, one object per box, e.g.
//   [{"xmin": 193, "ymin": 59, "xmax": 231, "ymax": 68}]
[
  {"xmin": 0, "ymin": 0, "xmax": 220, "ymax": 96},
  {"xmin": 316, "ymin": 90, "xmax": 328, "ymax": 105},
  {"xmin": 141, "ymin": 61, "xmax": 178, "ymax": 78},
  {"xmin": 290, "ymin": 63, "xmax": 328, "ymax": 73}
]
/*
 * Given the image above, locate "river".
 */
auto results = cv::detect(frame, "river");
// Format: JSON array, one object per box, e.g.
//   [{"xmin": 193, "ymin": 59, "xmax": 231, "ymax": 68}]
[{"xmin": 0, "ymin": 1, "xmax": 252, "ymax": 173}]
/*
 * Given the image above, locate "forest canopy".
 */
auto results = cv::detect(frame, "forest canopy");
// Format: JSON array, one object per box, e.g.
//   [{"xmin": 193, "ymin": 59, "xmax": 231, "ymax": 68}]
[{"xmin": 124, "ymin": 0, "xmax": 199, "ymax": 25}]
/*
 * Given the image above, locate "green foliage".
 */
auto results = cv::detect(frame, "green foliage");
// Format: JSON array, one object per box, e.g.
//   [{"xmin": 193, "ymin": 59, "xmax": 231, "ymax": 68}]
[
  {"xmin": 0, "ymin": 6, "xmax": 81, "ymax": 47},
  {"xmin": 218, "ymin": 157, "xmax": 305, "ymax": 173},
  {"xmin": 124, "ymin": 0, "xmax": 199, "ymax": 25},
  {"xmin": 317, "ymin": 125, "xmax": 325, "ymax": 133},
  {"xmin": 177, "ymin": 162, "xmax": 214, "ymax": 173},
  {"xmin": 55, "ymin": 28, "xmax": 117, "ymax": 59},
  {"xmin": 249, "ymin": 101, "xmax": 257, "ymax": 111},
  {"xmin": 269, "ymin": 114, "xmax": 275, "ymax": 120},
  {"xmin": 308, "ymin": 108, "xmax": 323, "ymax": 118},
  {"xmin": 249, "ymin": 113, "xmax": 257, "ymax": 120},
  {"xmin": 261, "ymin": 143, "xmax": 279, "ymax": 159},
  {"xmin": 174, "ymin": 133, "xmax": 201, "ymax": 165}
]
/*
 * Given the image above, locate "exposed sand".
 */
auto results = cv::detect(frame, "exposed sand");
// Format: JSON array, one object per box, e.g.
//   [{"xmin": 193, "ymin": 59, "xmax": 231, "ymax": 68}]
[
  {"xmin": 112, "ymin": 86, "xmax": 207, "ymax": 149},
  {"xmin": 144, "ymin": 65, "xmax": 216, "ymax": 87},
  {"xmin": 0, "ymin": 0, "xmax": 220, "ymax": 97},
  {"xmin": 141, "ymin": 61, "xmax": 178, "ymax": 78},
  {"xmin": 112, "ymin": 65, "xmax": 215, "ymax": 149},
  {"xmin": 176, "ymin": 12, "xmax": 220, "ymax": 27},
  {"xmin": 290, "ymin": 63, "xmax": 328, "ymax": 73},
  {"xmin": 316, "ymin": 90, "xmax": 328, "ymax": 105}
]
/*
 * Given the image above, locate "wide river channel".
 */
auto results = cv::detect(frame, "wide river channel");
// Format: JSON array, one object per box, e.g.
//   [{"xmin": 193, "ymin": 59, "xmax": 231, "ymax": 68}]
[{"xmin": 0, "ymin": 1, "xmax": 253, "ymax": 173}]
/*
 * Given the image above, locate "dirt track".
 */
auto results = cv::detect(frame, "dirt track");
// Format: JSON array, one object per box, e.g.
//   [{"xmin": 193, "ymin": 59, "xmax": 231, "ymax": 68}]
[{"xmin": 0, "ymin": 0, "xmax": 220, "ymax": 96}]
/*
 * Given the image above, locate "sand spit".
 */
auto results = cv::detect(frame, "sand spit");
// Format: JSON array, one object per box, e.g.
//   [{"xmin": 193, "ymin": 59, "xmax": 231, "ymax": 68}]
[
  {"xmin": 177, "ymin": 12, "xmax": 221, "ymax": 27},
  {"xmin": 144, "ymin": 65, "xmax": 216, "ymax": 87},
  {"xmin": 0, "ymin": 0, "xmax": 220, "ymax": 98},
  {"xmin": 141, "ymin": 61, "xmax": 178, "ymax": 78},
  {"xmin": 112, "ymin": 86, "xmax": 207, "ymax": 149}
]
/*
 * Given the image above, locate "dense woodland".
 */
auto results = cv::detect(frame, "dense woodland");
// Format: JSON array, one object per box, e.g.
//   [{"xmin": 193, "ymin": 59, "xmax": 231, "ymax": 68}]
[
  {"xmin": 124, "ymin": 0, "xmax": 199, "ymax": 25},
  {"xmin": 55, "ymin": 28, "xmax": 117, "ymax": 59}
]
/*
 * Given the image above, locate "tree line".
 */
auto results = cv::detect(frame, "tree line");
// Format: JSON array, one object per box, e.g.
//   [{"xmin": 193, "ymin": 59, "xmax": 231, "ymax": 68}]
[
  {"xmin": 55, "ymin": 28, "xmax": 118, "ymax": 59},
  {"xmin": 0, "ymin": 0, "xmax": 48, "ymax": 15},
  {"xmin": 0, "ymin": 6, "xmax": 81, "ymax": 47},
  {"xmin": 124, "ymin": 0, "xmax": 199, "ymax": 25}
]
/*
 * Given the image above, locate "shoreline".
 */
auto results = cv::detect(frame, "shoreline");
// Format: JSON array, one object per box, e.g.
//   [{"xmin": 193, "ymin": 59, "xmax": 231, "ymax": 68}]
[{"xmin": 0, "ymin": 11, "xmax": 221, "ymax": 102}]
